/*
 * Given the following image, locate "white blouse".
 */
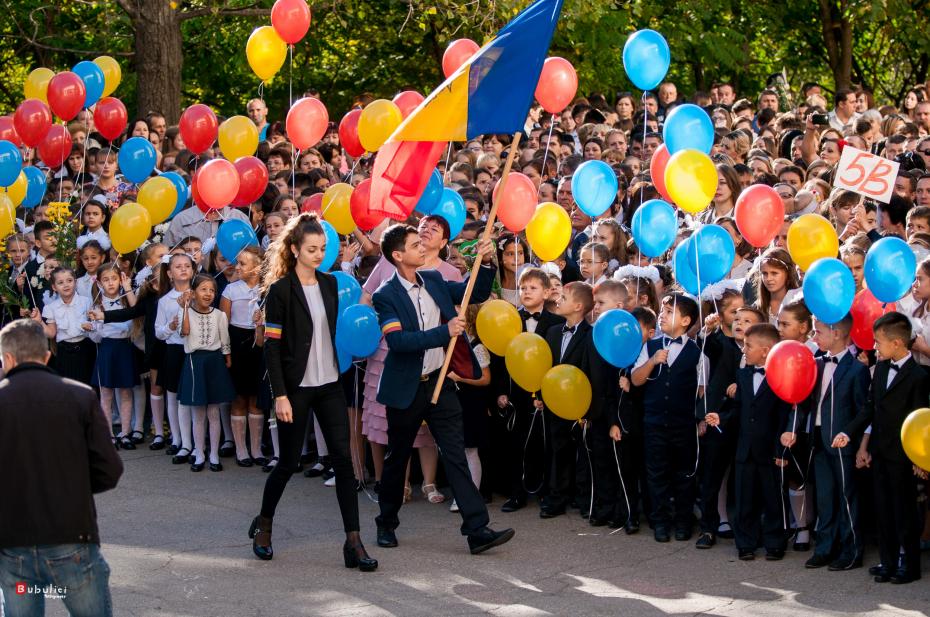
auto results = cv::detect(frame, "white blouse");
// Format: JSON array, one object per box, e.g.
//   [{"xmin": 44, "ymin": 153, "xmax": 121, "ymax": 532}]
[
  {"xmin": 299, "ymin": 283, "xmax": 339, "ymax": 387},
  {"xmin": 222, "ymin": 280, "xmax": 260, "ymax": 329},
  {"xmin": 182, "ymin": 307, "xmax": 231, "ymax": 355},
  {"xmin": 42, "ymin": 294, "xmax": 92, "ymax": 342}
]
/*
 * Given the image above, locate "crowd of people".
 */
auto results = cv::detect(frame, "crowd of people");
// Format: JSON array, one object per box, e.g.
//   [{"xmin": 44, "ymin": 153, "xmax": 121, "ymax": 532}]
[{"xmin": 3, "ymin": 75, "xmax": 930, "ymax": 584}]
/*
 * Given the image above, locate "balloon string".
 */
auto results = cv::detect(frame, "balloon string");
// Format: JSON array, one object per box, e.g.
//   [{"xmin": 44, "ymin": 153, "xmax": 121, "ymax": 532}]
[
  {"xmin": 76, "ymin": 143, "xmax": 112, "ymax": 219},
  {"xmin": 288, "ymin": 44, "xmax": 293, "ymax": 109},
  {"xmin": 542, "ymin": 114, "xmax": 555, "ymax": 177},
  {"xmin": 58, "ymin": 121, "xmax": 66, "ymax": 203},
  {"xmin": 640, "ymin": 92, "xmax": 648, "ymax": 205},
  {"xmin": 443, "ymin": 142, "xmax": 453, "ymax": 181}
]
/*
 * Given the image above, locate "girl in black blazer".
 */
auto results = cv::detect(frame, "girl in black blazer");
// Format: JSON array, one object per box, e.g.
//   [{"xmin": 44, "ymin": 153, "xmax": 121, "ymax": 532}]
[{"xmin": 248, "ymin": 213, "xmax": 376, "ymax": 572}]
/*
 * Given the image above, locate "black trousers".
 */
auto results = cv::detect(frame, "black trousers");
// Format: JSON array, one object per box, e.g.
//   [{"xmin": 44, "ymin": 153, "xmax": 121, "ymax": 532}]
[
  {"xmin": 543, "ymin": 412, "xmax": 577, "ymax": 509},
  {"xmin": 503, "ymin": 398, "xmax": 546, "ymax": 499},
  {"xmin": 811, "ymin": 430, "xmax": 860, "ymax": 560},
  {"xmin": 612, "ymin": 420, "xmax": 646, "ymax": 524},
  {"xmin": 734, "ymin": 459, "xmax": 786, "ymax": 552},
  {"xmin": 260, "ymin": 381, "xmax": 359, "ymax": 533},
  {"xmin": 872, "ymin": 455, "xmax": 921, "ymax": 574},
  {"xmin": 698, "ymin": 425, "xmax": 736, "ymax": 533},
  {"xmin": 580, "ymin": 416, "xmax": 617, "ymax": 519},
  {"xmin": 644, "ymin": 423, "xmax": 697, "ymax": 529},
  {"xmin": 376, "ymin": 376, "xmax": 489, "ymax": 536}
]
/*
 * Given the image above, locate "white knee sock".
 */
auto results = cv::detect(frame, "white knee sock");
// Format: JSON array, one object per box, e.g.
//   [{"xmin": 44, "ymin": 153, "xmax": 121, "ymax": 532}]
[
  {"xmin": 465, "ymin": 448, "xmax": 482, "ymax": 489},
  {"xmin": 219, "ymin": 403, "xmax": 233, "ymax": 444},
  {"xmin": 100, "ymin": 388, "xmax": 116, "ymax": 436},
  {"xmin": 191, "ymin": 406, "xmax": 206, "ymax": 464},
  {"xmin": 132, "ymin": 384, "xmax": 146, "ymax": 433},
  {"xmin": 248, "ymin": 413, "xmax": 265, "ymax": 459},
  {"xmin": 166, "ymin": 391, "xmax": 180, "ymax": 446},
  {"xmin": 232, "ymin": 415, "xmax": 248, "ymax": 460},
  {"xmin": 789, "ymin": 488, "xmax": 810, "ymax": 542},
  {"xmin": 150, "ymin": 394, "xmax": 164, "ymax": 437},
  {"xmin": 208, "ymin": 405, "xmax": 221, "ymax": 465},
  {"xmin": 314, "ymin": 414, "xmax": 329, "ymax": 457},
  {"xmin": 178, "ymin": 404, "xmax": 193, "ymax": 452}
]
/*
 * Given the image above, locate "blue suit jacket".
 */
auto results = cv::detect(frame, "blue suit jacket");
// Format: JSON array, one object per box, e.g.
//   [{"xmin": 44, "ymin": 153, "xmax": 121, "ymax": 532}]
[{"xmin": 372, "ymin": 265, "xmax": 495, "ymax": 409}]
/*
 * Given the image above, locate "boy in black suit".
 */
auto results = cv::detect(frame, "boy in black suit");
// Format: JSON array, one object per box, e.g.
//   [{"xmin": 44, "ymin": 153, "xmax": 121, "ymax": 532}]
[
  {"xmin": 23, "ymin": 221, "xmax": 58, "ymax": 311},
  {"xmin": 784, "ymin": 314, "xmax": 870, "ymax": 571},
  {"xmin": 706, "ymin": 323, "xmax": 790, "ymax": 561},
  {"xmin": 494, "ymin": 267, "xmax": 564, "ymax": 512},
  {"xmin": 537, "ymin": 282, "xmax": 612, "ymax": 518},
  {"xmin": 841, "ymin": 312, "xmax": 930, "ymax": 584},
  {"xmin": 631, "ymin": 293, "xmax": 702, "ymax": 542}
]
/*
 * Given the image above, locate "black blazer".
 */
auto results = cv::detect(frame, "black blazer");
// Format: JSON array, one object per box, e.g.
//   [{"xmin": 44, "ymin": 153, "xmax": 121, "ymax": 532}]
[
  {"xmin": 698, "ymin": 334, "xmax": 742, "ymax": 421},
  {"xmin": 492, "ymin": 308, "xmax": 565, "ymax": 403},
  {"xmin": 728, "ymin": 367, "xmax": 791, "ymax": 464},
  {"xmin": 846, "ymin": 357, "xmax": 930, "ymax": 465},
  {"xmin": 544, "ymin": 320, "xmax": 616, "ymax": 421},
  {"xmin": 263, "ymin": 270, "xmax": 339, "ymax": 398},
  {"xmin": 0, "ymin": 363, "xmax": 123, "ymax": 548}
]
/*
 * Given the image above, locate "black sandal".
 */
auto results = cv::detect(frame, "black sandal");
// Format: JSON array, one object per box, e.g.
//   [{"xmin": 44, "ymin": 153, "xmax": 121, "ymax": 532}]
[{"xmin": 129, "ymin": 430, "xmax": 145, "ymax": 444}]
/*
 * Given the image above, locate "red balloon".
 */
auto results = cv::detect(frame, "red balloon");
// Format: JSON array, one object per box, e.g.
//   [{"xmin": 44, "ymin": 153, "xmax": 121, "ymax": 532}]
[
  {"xmin": 231, "ymin": 156, "xmax": 269, "ymax": 207},
  {"xmin": 348, "ymin": 179, "xmax": 384, "ymax": 231},
  {"xmin": 493, "ymin": 172, "xmax": 538, "ymax": 232},
  {"xmin": 0, "ymin": 116, "xmax": 22, "ymax": 147},
  {"xmin": 735, "ymin": 184, "xmax": 786, "ymax": 248},
  {"xmin": 197, "ymin": 159, "xmax": 240, "ymax": 210},
  {"xmin": 301, "ymin": 192, "xmax": 323, "ymax": 213},
  {"xmin": 392, "ymin": 90, "xmax": 424, "ymax": 119},
  {"xmin": 191, "ymin": 168, "xmax": 209, "ymax": 213},
  {"xmin": 764, "ymin": 340, "xmax": 817, "ymax": 405},
  {"xmin": 13, "ymin": 99, "xmax": 52, "ymax": 148},
  {"xmin": 338, "ymin": 109, "xmax": 364, "ymax": 158},
  {"xmin": 47, "ymin": 72, "xmax": 86, "ymax": 121},
  {"xmin": 286, "ymin": 97, "xmax": 328, "ymax": 150},
  {"xmin": 271, "ymin": 0, "xmax": 311, "ymax": 44},
  {"xmin": 442, "ymin": 39, "xmax": 479, "ymax": 79},
  {"xmin": 93, "ymin": 97, "xmax": 128, "ymax": 142},
  {"xmin": 534, "ymin": 57, "xmax": 577, "ymax": 114},
  {"xmin": 179, "ymin": 104, "xmax": 218, "ymax": 155},
  {"xmin": 37, "ymin": 125, "xmax": 72, "ymax": 169},
  {"xmin": 649, "ymin": 143, "xmax": 672, "ymax": 202},
  {"xmin": 850, "ymin": 289, "xmax": 896, "ymax": 350}
]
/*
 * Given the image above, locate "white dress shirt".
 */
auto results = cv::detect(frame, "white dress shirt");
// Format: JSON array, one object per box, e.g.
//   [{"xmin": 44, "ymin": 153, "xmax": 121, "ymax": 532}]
[
  {"xmin": 299, "ymin": 283, "xmax": 339, "ymax": 387},
  {"xmin": 42, "ymin": 294, "xmax": 92, "ymax": 343},
  {"xmin": 817, "ymin": 350, "xmax": 848, "ymax": 426},
  {"xmin": 751, "ymin": 366, "xmax": 765, "ymax": 395},
  {"xmin": 887, "ymin": 353, "xmax": 911, "ymax": 388},
  {"xmin": 399, "ymin": 274, "xmax": 444, "ymax": 376}
]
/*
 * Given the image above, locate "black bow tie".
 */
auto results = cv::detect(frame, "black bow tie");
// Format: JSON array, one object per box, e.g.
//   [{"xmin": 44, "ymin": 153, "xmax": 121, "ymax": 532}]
[
  {"xmin": 562, "ymin": 325, "xmax": 577, "ymax": 335},
  {"xmin": 889, "ymin": 363, "xmax": 899, "ymax": 373},
  {"xmin": 665, "ymin": 337, "xmax": 682, "ymax": 345},
  {"xmin": 814, "ymin": 349, "xmax": 827, "ymax": 358},
  {"xmin": 752, "ymin": 367, "xmax": 766, "ymax": 375},
  {"xmin": 521, "ymin": 310, "xmax": 541, "ymax": 321},
  {"xmin": 825, "ymin": 356, "xmax": 839, "ymax": 364}
]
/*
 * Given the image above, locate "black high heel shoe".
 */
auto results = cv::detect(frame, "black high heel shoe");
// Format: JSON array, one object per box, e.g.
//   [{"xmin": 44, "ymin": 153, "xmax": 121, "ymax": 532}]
[
  {"xmin": 248, "ymin": 515, "xmax": 273, "ymax": 561},
  {"xmin": 343, "ymin": 541, "xmax": 378, "ymax": 572}
]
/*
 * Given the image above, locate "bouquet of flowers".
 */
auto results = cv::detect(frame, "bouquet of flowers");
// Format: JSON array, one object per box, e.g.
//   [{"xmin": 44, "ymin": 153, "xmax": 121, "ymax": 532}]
[
  {"xmin": 0, "ymin": 238, "xmax": 28, "ymax": 313},
  {"xmin": 46, "ymin": 201, "xmax": 78, "ymax": 269}
]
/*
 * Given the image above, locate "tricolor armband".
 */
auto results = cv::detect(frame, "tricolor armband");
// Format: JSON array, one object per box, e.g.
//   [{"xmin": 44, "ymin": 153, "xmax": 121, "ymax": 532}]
[
  {"xmin": 264, "ymin": 323, "xmax": 282, "ymax": 339},
  {"xmin": 381, "ymin": 319, "xmax": 402, "ymax": 335}
]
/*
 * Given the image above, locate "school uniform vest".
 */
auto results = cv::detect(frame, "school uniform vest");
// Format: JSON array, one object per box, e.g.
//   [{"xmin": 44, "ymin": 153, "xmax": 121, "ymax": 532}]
[{"xmin": 641, "ymin": 337, "xmax": 700, "ymax": 428}]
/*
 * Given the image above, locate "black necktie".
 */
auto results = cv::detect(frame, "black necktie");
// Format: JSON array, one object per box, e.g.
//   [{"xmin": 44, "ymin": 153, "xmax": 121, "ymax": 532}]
[
  {"xmin": 562, "ymin": 325, "xmax": 576, "ymax": 335},
  {"xmin": 825, "ymin": 356, "xmax": 839, "ymax": 364},
  {"xmin": 752, "ymin": 367, "xmax": 766, "ymax": 375},
  {"xmin": 521, "ymin": 310, "xmax": 541, "ymax": 321}
]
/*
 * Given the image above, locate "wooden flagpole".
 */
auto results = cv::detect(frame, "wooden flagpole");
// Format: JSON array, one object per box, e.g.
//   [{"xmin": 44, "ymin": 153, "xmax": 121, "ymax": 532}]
[{"xmin": 431, "ymin": 131, "xmax": 523, "ymax": 403}]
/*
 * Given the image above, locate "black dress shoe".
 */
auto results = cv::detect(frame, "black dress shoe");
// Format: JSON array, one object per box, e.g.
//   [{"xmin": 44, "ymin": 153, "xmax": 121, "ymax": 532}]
[
  {"xmin": 717, "ymin": 523, "xmax": 734, "ymax": 539},
  {"xmin": 874, "ymin": 573, "xmax": 891, "ymax": 583},
  {"xmin": 675, "ymin": 527, "xmax": 692, "ymax": 542},
  {"xmin": 252, "ymin": 456, "xmax": 269, "ymax": 467},
  {"xmin": 805, "ymin": 554, "xmax": 832, "ymax": 569},
  {"xmin": 343, "ymin": 541, "xmax": 378, "ymax": 572},
  {"xmin": 218, "ymin": 441, "xmax": 235, "ymax": 458},
  {"xmin": 236, "ymin": 457, "xmax": 254, "ymax": 467},
  {"xmin": 624, "ymin": 521, "xmax": 640, "ymax": 535},
  {"xmin": 261, "ymin": 457, "xmax": 279, "ymax": 473},
  {"xmin": 172, "ymin": 448, "xmax": 191, "ymax": 464},
  {"xmin": 248, "ymin": 515, "xmax": 273, "ymax": 560},
  {"xmin": 738, "ymin": 549, "xmax": 755, "ymax": 561},
  {"xmin": 890, "ymin": 570, "xmax": 920, "ymax": 584},
  {"xmin": 501, "ymin": 497, "xmax": 526, "ymax": 513},
  {"xmin": 304, "ymin": 461, "xmax": 326, "ymax": 478},
  {"xmin": 467, "ymin": 527, "xmax": 515, "ymax": 555},
  {"xmin": 376, "ymin": 527, "xmax": 398, "ymax": 548},
  {"xmin": 539, "ymin": 505, "xmax": 566, "ymax": 519},
  {"xmin": 765, "ymin": 549, "xmax": 785, "ymax": 561},
  {"xmin": 209, "ymin": 462, "xmax": 223, "ymax": 472},
  {"xmin": 588, "ymin": 516, "xmax": 608, "ymax": 527},
  {"xmin": 149, "ymin": 435, "xmax": 166, "ymax": 451},
  {"xmin": 695, "ymin": 532, "xmax": 715, "ymax": 549},
  {"xmin": 868, "ymin": 564, "xmax": 886, "ymax": 576},
  {"xmin": 166, "ymin": 443, "xmax": 180, "ymax": 455},
  {"xmin": 190, "ymin": 461, "xmax": 205, "ymax": 472},
  {"xmin": 828, "ymin": 556, "xmax": 862, "ymax": 571},
  {"xmin": 654, "ymin": 528, "xmax": 670, "ymax": 543}
]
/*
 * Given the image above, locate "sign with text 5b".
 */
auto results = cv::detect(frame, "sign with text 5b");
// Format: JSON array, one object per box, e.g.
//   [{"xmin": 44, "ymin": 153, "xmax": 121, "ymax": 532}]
[{"xmin": 833, "ymin": 146, "xmax": 900, "ymax": 204}]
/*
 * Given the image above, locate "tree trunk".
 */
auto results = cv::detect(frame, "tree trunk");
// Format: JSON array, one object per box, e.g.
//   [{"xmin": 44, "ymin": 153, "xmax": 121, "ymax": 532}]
[
  {"xmin": 132, "ymin": 3, "xmax": 183, "ymax": 124},
  {"xmin": 817, "ymin": 0, "xmax": 853, "ymax": 91}
]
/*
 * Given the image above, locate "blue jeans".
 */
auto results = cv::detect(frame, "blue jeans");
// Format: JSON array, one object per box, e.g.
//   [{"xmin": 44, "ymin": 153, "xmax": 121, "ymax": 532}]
[{"xmin": 0, "ymin": 544, "xmax": 112, "ymax": 617}]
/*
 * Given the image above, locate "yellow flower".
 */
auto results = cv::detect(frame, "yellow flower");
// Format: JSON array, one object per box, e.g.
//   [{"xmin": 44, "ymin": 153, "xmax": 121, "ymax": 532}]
[{"xmin": 46, "ymin": 201, "xmax": 72, "ymax": 226}]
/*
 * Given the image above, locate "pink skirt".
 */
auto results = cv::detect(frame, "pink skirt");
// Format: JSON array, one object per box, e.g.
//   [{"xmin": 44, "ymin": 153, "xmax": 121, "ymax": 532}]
[{"xmin": 361, "ymin": 339, "xmax": 436, "ymax": 448}]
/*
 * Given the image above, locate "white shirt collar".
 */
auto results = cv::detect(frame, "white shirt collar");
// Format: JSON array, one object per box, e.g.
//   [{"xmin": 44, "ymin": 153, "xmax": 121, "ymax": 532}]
[
  {"xmin": 893, "ymin": 353, "xmax": 911, "ymax": 369},
  {"xmin": 398, "ymin": 273, "xmax": 423, "ymax": 291},
  {"xmin": 828, "ymin": 349, "xmax": 848, "ymax": 362}
]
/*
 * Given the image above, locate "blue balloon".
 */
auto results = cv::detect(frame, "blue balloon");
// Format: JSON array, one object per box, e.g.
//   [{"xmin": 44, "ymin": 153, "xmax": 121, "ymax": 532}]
[
  {"xmin": 864, "ymin": 237, "xmax": 917, "ymax": 303},
  {"xmin": 802, "ymin": 258, "xmax": 855, "ymax": 325},
  {"xmin": 21, "ymin": 166, "xmax": 47, "ymax": 209},
  {"xmin": 0, "ymin": 140, "xmax": 22, "ymax": 187},
  {"xmin": 622, "ymin": 29, "xmax": 671, "ymax": 92},
  {"xmin": 216, "ymin": 219, "xmax": 258, "ymax": 262},
  {"xmin": 593, "ymin": 309, "xmax": 644, "ymax": 368},
  {"xmin": 337, "ymin": 345, "xmax": 352, "ymax": 373},
  {"xmin": 72, "ymin": 61, "xmax": 105, "ymax": 108},
  {"xmin": 336, "ymin": 304, "xmax": 381, "ymax": 358},
  {"xmin": 415, "ymin": 169, "xmax": 443, "ymax": 214},
  {"xmin": 673, "ymin": 240, "xmax": 705, "ymax": 296},
  {"xmin": 332, "ymin": 271, "xmax": 362, "ymax": 313},
  {"xmin": 319, "ymin": 220, "xmax": 340, "ymax": 272},
  {"xmin": 663, "ymin": 104, "xmax": 714, "ymax": 155},
  {"xmin": 118, "ymin": 137, "xmax": 156, "ymax": 183},
  {"xmin": 572, "ymin": 160, "xmax": 618, "ymax": 217},
  {"xmin": 632, "ymin": 199, "xmax": 677, "ymax": 257},
  {"xmin": 160, "ymin": 171, "xmax": 188, "ymax": 219},
  {"xmin": 434, "ymin": 188, "xmax": 466, "ymax": 239},
  {"xmin": 687, "ymin": 224, "xmax": 735, "ymax": 284}
]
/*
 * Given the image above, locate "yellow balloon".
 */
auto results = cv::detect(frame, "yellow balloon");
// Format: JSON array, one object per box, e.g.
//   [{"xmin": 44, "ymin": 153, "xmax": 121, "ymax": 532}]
[
  {"xmin": 664, "ymin": 149, "xmax": 717, "ymax": 214},
  {"xmin": 902, "ymin": 407, "xmax": 930, "ymax": 471},
  {"xmin": 137, "ymin": 176, "xmax": 178, "ymax": 225},
  {"xmin": 0, "ymin": 193, "xmax": 14, "ymax": 238},
  {"xmin": 93, "ymin": 56, "xmax": 122, "ymax": 97},
  {"xmin": 526, "ymin": 201, "xmax": 571, "ymax": 262},
  {"xmin": 218, "ymin": 115, "xmax": 259, "ymax": 161},
  {"xmin": 246, "ymin": 26, "xmax": 287, "ymax": 82},
  {"xmin": 109, "ymin": 202, "xmax": 152, "ymax": 254},
  {"xmin": 6, "ymin": 172, "xmax": 27, "ymax": 208},
  {"xmin": 322, "ymin": 183, "xmax": 356, "ymax": 234},
  {"xmin": 505, "ymin": 332, "xmax": 553, "ymax": 393},
  {"xmin": 24, "ymin": 68, "xmax": 54, "ymax": 104},
  {"xmin": 541, "ymin": 364, "xmax": 592, "ymax": 421},
  {"xmin": 357, "ymin": 99, "xmax": 403, "ymax": 152},
  {"xmin": 787, "ymin": 213, "xmax": 838, "ymax": 271},
  {"xmin": 476, "ymin": 299, "xmax": 522, "ymax": 356}
]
